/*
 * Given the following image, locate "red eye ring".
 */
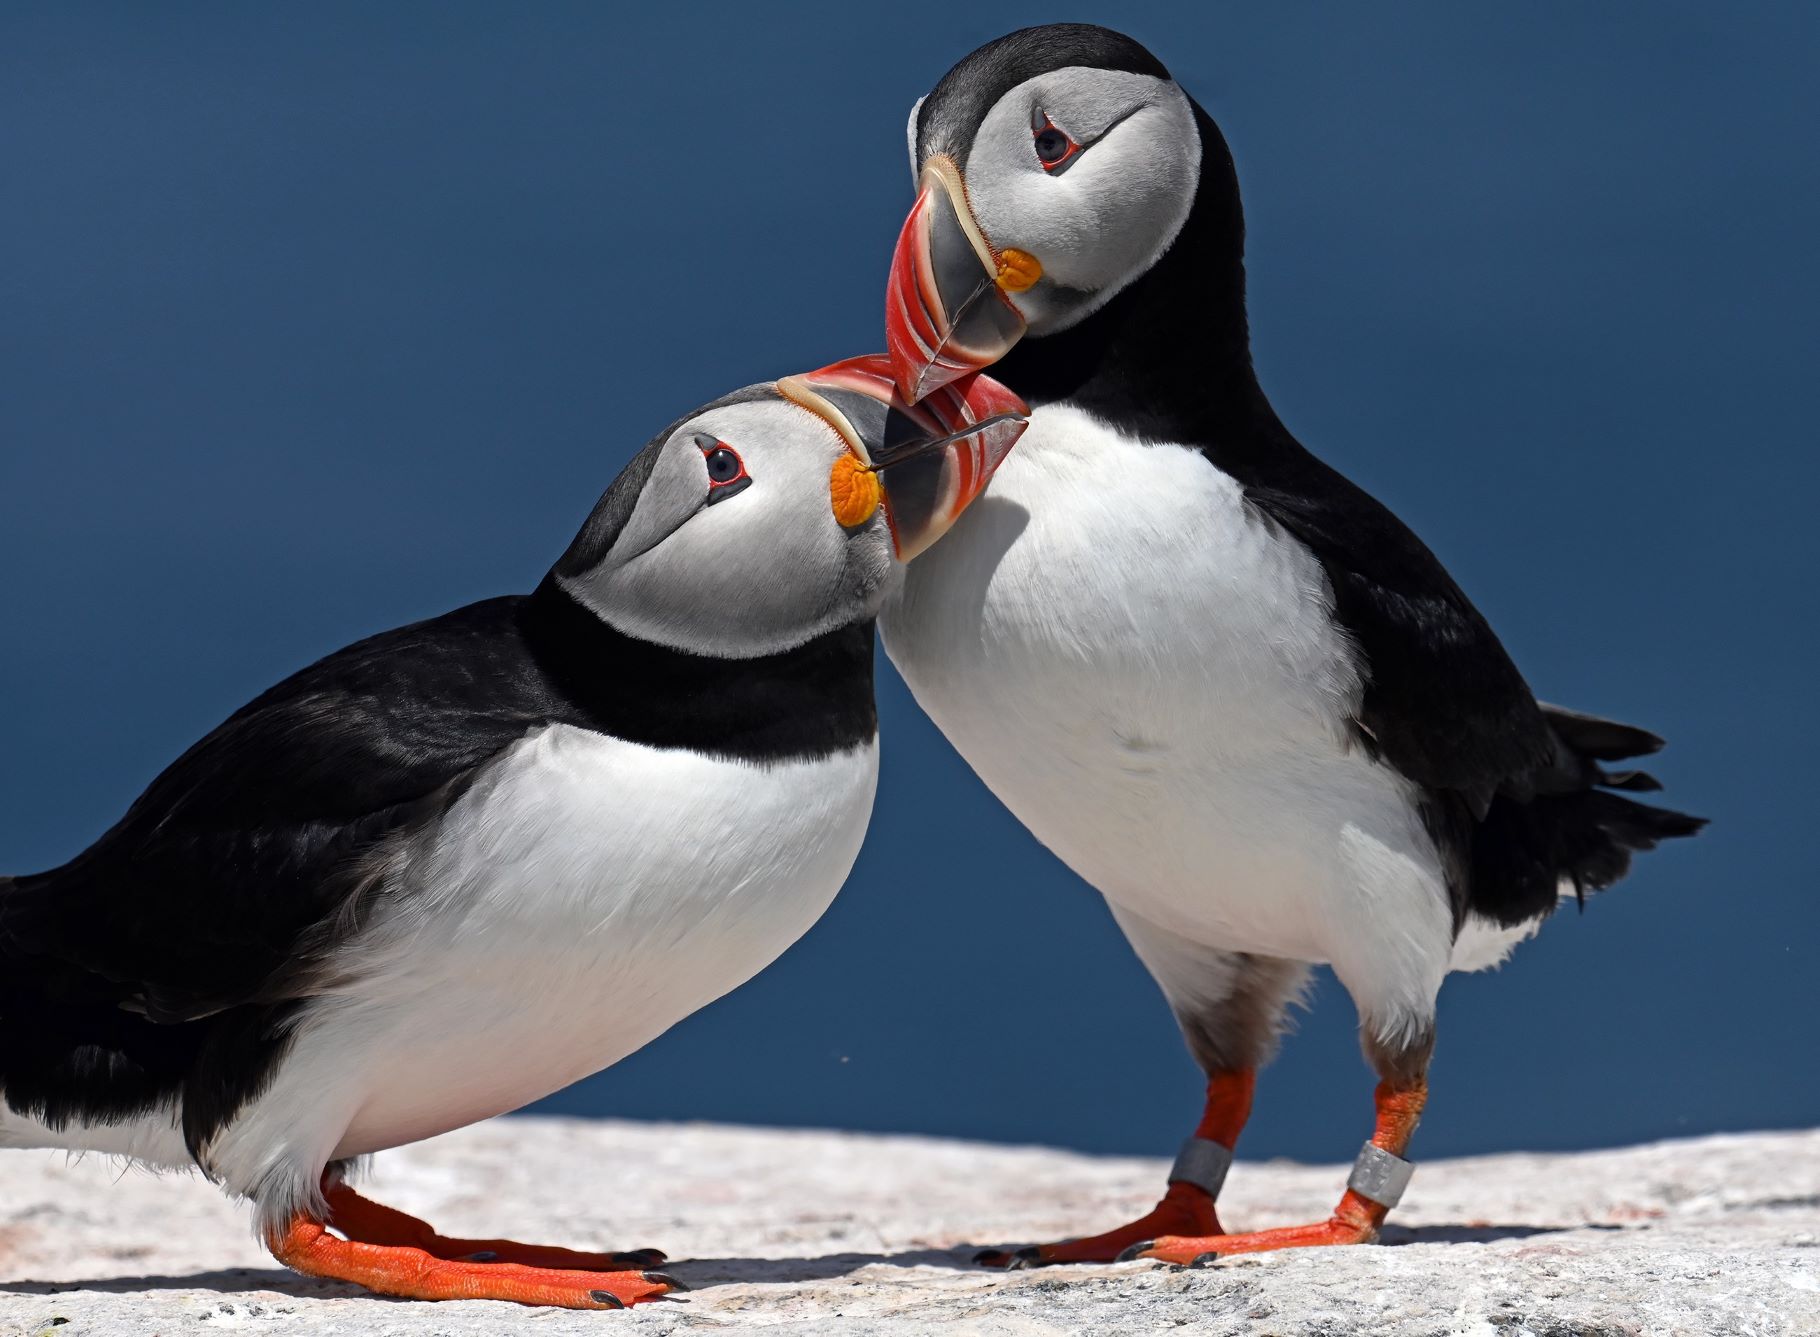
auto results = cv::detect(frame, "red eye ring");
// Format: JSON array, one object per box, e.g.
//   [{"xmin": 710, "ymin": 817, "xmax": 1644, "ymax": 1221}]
[
  {"xmin": 694, "ymin": 434, "xmax": 751, "ymax": 504},
  {"xmin": 1031, "ymin": 111, "xmax": 1080, "ymax": 172}
]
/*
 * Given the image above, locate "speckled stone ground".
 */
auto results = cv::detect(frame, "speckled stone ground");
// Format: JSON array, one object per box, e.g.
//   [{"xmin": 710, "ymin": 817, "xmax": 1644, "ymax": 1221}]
[{"xmin": 2, "ymin": 1118, "xmax": 1816, "ymax": 1335}]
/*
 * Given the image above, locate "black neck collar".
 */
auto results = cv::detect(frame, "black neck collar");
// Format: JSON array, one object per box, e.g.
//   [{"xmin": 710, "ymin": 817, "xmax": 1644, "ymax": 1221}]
[
  {"xmin": 518, "ymin": 578, "xmax": 877, "ymax": 764},
  {"xmin": 993, "ymin": 102, "xmax": 1295, "ymax": 467}
]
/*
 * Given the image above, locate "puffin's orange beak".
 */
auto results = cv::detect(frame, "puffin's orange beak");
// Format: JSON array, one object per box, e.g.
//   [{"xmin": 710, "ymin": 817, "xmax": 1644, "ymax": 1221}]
[
  {"xmin": 779, "ymin": 353, "xmax": 1027, "ymax": 560},
  {"xmin": 885, "ymin": 157, "xmax": 1036, "ymax": 404}
]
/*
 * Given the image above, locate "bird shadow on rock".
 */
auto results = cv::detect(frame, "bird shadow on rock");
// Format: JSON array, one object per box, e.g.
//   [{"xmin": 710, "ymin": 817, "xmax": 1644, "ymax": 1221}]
[
  {"xmin": 1379, "ymin": 1222, "xmax": 1623, "ymax": 1246},
  {"xmin": 663, "ymin": 1246, "xmax": 979, "ymax": 1287},
  {"xmin": 4, "ymin": 1228, "xmax": 1627, "ymax": 1301},
  {"xmin": 2, "ymin": 1265, "xmax": 341, "ymax": 1302},
  {"xmin": 655, "ymin": 1223, "xmax": 1636, "ymax": 1287},
  {"xmin": 1, "ymin": 1253, "xmax": 982, "ymax": 1303}
]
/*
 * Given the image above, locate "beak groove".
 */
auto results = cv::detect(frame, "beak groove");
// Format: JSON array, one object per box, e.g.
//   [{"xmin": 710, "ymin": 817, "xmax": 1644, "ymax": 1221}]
[{"xmin": 885, "ymin": 158, "xmax": 1031, "ymax": 404}]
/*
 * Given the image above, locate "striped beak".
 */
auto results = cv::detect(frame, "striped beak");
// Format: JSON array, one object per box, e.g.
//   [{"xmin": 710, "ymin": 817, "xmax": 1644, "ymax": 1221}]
[
  {"xmin": 885, "ymin": 157, "xmax": 1032, "ymax": 404},
  {"xmin": 778, "ymin": 354, "xmax": 1027, "ymax": 561}
]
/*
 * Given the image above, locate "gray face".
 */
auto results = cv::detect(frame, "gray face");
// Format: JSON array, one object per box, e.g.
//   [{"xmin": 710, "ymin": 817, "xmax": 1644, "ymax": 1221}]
[
  {"xmin": 921, "ymin": 66, "xmax": 1202, "ymax": 335},
  {"xmin": 554, "ymin": 393, "xmax": 896, "ymax": 658}
]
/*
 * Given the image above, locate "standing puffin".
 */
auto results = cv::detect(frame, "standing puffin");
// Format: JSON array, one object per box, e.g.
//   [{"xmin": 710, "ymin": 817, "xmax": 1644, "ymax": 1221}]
[
  {"xmin": 0, "ymin": 358, "xmax": 1025, "ymax": 1309},
  {"xmin": 879, "ymin": 24, "xmax": 1703, "ymax": 1267}
]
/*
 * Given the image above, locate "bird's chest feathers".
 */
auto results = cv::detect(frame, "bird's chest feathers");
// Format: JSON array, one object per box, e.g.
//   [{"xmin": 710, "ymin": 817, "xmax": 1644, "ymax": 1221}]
[
  {"xmin": 884, "ymin": 404, "xmax": 1360, "ymax": 761},
  {"xmin": 880, "ymin": 406, "xmax": 1399, "ymax": 957},
  {"xmin": 301, "ymin": 727, "xmax": 875, "ymax": 1158},
  {"xmin": 358, "ymin": 726, "xmax": 877, "ymax": 1048}
]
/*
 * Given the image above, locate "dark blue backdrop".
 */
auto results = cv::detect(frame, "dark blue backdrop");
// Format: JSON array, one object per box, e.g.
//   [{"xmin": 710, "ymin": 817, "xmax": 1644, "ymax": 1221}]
[{"xmin": 3, "ymin": 3, "xmax": 1814, "ymax": 1162}]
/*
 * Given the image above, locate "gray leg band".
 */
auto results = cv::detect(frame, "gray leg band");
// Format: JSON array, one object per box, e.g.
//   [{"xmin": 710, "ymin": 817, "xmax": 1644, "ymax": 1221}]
[
  {"xmin": 1167, "ymin": 1137, "xmax": 1233, "ymax": 1197},
  {"xmin": 1346, "ymin": 1142, "xmax": 1415, "ymax": 1208}
]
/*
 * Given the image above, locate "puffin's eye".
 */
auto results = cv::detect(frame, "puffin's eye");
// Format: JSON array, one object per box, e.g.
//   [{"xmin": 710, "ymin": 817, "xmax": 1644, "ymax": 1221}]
[
  {"xmin": 694, "ymin": 434, "xmax": 751, "ymax": 503},
  {"xmin": 1030, "ymin": 108, "xmax": 1080, "ymax": 173},
  {"xmin": 705, "ymin": 448, "xmax": 741, "ymax": 483}
]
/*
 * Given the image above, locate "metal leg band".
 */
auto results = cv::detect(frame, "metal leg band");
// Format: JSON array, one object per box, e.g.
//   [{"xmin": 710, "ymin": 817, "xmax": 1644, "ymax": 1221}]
[
  {"xmin": 1167, "ymin": 1137, "xmax": 1233, "ymax": 1197},
  {"xmin": 1346, "ymin": 1142, "xmax": 1415, "ymax": 1208}
]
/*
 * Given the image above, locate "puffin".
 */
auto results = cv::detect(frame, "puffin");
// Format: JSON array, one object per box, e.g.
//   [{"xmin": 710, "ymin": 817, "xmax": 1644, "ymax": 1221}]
[
  {"xmin": 878, "ymin": 24, "xmax": 1703, "ymax": 1268},
  {"xmin": 0, "ymin": 357, "xmax": 1025, "ymax": 1309}
]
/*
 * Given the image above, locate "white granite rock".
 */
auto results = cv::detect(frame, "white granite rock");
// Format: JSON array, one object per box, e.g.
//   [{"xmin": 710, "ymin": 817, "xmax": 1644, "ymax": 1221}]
[{"xmin": 2, "ymin": 1118, "xmax": 1815, "ymax": 1335}]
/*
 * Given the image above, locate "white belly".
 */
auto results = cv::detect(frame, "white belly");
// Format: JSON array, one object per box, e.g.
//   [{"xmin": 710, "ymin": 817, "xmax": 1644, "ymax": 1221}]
[
  {"xmin": 208, "ymin": 725, "xmax": 877, "ymax": 1191},
  {"xmin": 881, "ymin": 406, "xmax": 1452, "ymax": 1019}
]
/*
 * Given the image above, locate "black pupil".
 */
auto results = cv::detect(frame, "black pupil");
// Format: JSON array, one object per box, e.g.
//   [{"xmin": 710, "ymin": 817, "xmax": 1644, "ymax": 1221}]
[
  {"xmin": 1035, "ymin": 129, "xmax": 1068, "ymax": 163},
  {"xmin": 705, "ymin": 448, "xmax": 741, "ymax": 483}
]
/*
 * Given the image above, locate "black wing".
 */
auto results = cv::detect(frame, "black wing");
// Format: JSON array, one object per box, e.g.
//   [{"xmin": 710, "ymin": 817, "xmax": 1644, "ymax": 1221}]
[
  {"xmin": 0, "ymin": 595, "xmax": 565, "ymax": 1025},
  {"xmin": 1229, "ymin": 445, "xmax": 1701, "ymax": 925},
  {"xmin": 1238, "ymin": 450, "xmax": 1555, "ymax": 814}
]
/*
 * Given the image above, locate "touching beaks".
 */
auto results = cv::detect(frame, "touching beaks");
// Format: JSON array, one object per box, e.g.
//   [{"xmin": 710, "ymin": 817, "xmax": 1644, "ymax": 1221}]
[
  {"xmin": 778, "ymin": 353, "xmax": 1028, "ymax": 561},
  {"xmin": 885, "ymin": 157, "xmax": 1037, "ymax": 404}
]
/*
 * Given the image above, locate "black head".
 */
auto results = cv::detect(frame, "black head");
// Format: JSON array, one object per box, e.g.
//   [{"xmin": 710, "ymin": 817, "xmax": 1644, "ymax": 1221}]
[{"xmin": 912, "ymin": 24, "xmax": 1172, "ymax": 168}]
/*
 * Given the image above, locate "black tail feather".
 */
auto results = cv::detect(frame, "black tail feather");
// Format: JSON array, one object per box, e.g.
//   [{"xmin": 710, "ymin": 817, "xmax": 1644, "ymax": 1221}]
[
  {"xmin": 1463, "ymin": 707, "xmax": 1703, "ymax": 927},
  {"xmin": 1563, "ymin": 789, "xmax": 1706, "ymax": 894},
  {"xmin": 1538, "ymin": 702, "xmax": 1665, "ymax": 760},
  {"xmin": 1597, "ymin": 767, "xmax": 1663, "ymax": 793}
]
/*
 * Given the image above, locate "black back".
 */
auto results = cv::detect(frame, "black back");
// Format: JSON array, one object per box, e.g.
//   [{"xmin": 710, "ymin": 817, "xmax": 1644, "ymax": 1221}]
[
  {"xmin": 915, "ymin": 23, "xmax": 1170, "ymax": 167},
  {"xmin": 0, "ymin": 581, "xmax": 874, "ymax": 1155}
]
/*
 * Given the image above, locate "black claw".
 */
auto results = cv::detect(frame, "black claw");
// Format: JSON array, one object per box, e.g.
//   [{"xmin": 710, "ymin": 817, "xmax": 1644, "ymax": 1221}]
[
  {"xmin": 613, "ymin": 1248, "xmax": 667, "ymax": 1268},
  {"xmin": 973, "ymin": 1247, "xmax": 1015, "ymax": 1267},
  {"xmin": 460, "ymin": 1250, "xmax": 499, "ymax": 1263},
  {"xmin": 1190, "ymin": 1252, "xmax": 1221, "ymax": 1268},
  {"xmin": 644, "ymin": 1271, "xmax": 687, "ymax": 1292},
  {"xmin": 588, "ymin": 1290, "xmax": 626, "ymax": 1309},
  {"xmin": 1115, "ymin": 1241, "xmax": 1158, "ymax": 1263}
]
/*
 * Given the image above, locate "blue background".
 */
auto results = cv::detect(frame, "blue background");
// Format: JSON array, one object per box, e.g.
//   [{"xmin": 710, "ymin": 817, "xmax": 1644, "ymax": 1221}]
[{"xmin": 3, "ymin": 3, "xmax": 1814, "ymax": 1164}]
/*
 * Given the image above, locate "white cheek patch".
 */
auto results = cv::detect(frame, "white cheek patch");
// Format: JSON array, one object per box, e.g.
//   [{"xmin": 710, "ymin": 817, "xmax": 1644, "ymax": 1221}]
[
  {"xmin": 905, "ymin": 95, "xmax": 926, "ymax": 183},
  {"xmin": 965, "ymin": 69, "xmax": 1200, "ymax": 333},
  {"xmin": 563, "ymin": 400, "xmax": 890, "ymax": 659}
]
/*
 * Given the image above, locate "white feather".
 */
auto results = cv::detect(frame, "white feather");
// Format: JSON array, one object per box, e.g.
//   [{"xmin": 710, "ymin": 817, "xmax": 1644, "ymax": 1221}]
[
  {"xmin": 905, "ymin": 94, "xmax": 926, "ymax": 181},
  {"xmin": 0, "ymin": 1101, "xmax": 191, "ymax": 1167},
  {"xmin": 1448, "ymin": 880, "xmax": 1576, "ymax": 972}
]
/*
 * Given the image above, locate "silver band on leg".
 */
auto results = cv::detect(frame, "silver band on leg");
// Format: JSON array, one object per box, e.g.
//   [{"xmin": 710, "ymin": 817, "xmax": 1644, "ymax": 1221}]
[
  {"xmin": 1167, "ymin": 1137, "xmax": 1233, "ymax": 1197},
  {"xmin": 1346, "ymin": 1142, "xmax": 1415, "ymax": 1208}
]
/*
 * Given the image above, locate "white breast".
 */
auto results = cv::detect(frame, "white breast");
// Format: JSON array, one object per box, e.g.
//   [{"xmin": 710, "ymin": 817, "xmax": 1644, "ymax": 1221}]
[
  {"xmin": 205, "ymin": 725, "xmax": 877, "ymax": 1199},
  {"xmin": 881, "ymin": 405, "xmax": 1454, "ymax": 1034}
]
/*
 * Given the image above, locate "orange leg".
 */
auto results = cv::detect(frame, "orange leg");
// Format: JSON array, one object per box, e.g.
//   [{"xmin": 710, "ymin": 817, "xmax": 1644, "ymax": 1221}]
[
  {"xmin": 325, "ymin": 1182, "xmax": 666, "ymax": 1270},
  {"xmin": 1126, "ymin": 1076, "xmax": 1427, "ymax": 1266},
  {"xmin": 977, "ymin": 1069, "xmax": 1255, "ymax": 1268}
]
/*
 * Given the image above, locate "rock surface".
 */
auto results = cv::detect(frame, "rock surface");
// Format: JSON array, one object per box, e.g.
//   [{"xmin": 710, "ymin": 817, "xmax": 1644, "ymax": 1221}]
[{"xmin": 1, "ymin": 1118, "xmax": 1815, "ymax": 1335}]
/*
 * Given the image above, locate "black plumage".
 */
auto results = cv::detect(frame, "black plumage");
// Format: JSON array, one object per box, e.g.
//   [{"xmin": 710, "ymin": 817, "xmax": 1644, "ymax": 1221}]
[{"xmin": 0, "ymin": 581, "xmax": 875, "ymax": 1155}]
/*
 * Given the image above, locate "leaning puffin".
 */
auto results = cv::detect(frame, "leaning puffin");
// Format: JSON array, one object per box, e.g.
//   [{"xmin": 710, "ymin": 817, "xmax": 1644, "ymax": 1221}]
[
  {"xmin": 879, "ymin": 24, "xmax": 1703, "ymax": 1267},
  {"xmin": 0, "ymin": 358, "xmax": 1024, "ymax": 1308}
]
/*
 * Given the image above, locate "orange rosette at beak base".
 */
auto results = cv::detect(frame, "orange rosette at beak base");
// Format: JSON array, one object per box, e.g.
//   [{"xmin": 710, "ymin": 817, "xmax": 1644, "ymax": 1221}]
[
  {"xmin": 829, "ymin": 452, "xmax": 882, "ymax": 529},
  {"xmin": 780, "ymin": 353, "xmax": 1028, "ymax": 561},
  {"xmin": 995, "ymin": 248, "xmax": 1044, "ymax": 293}
]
